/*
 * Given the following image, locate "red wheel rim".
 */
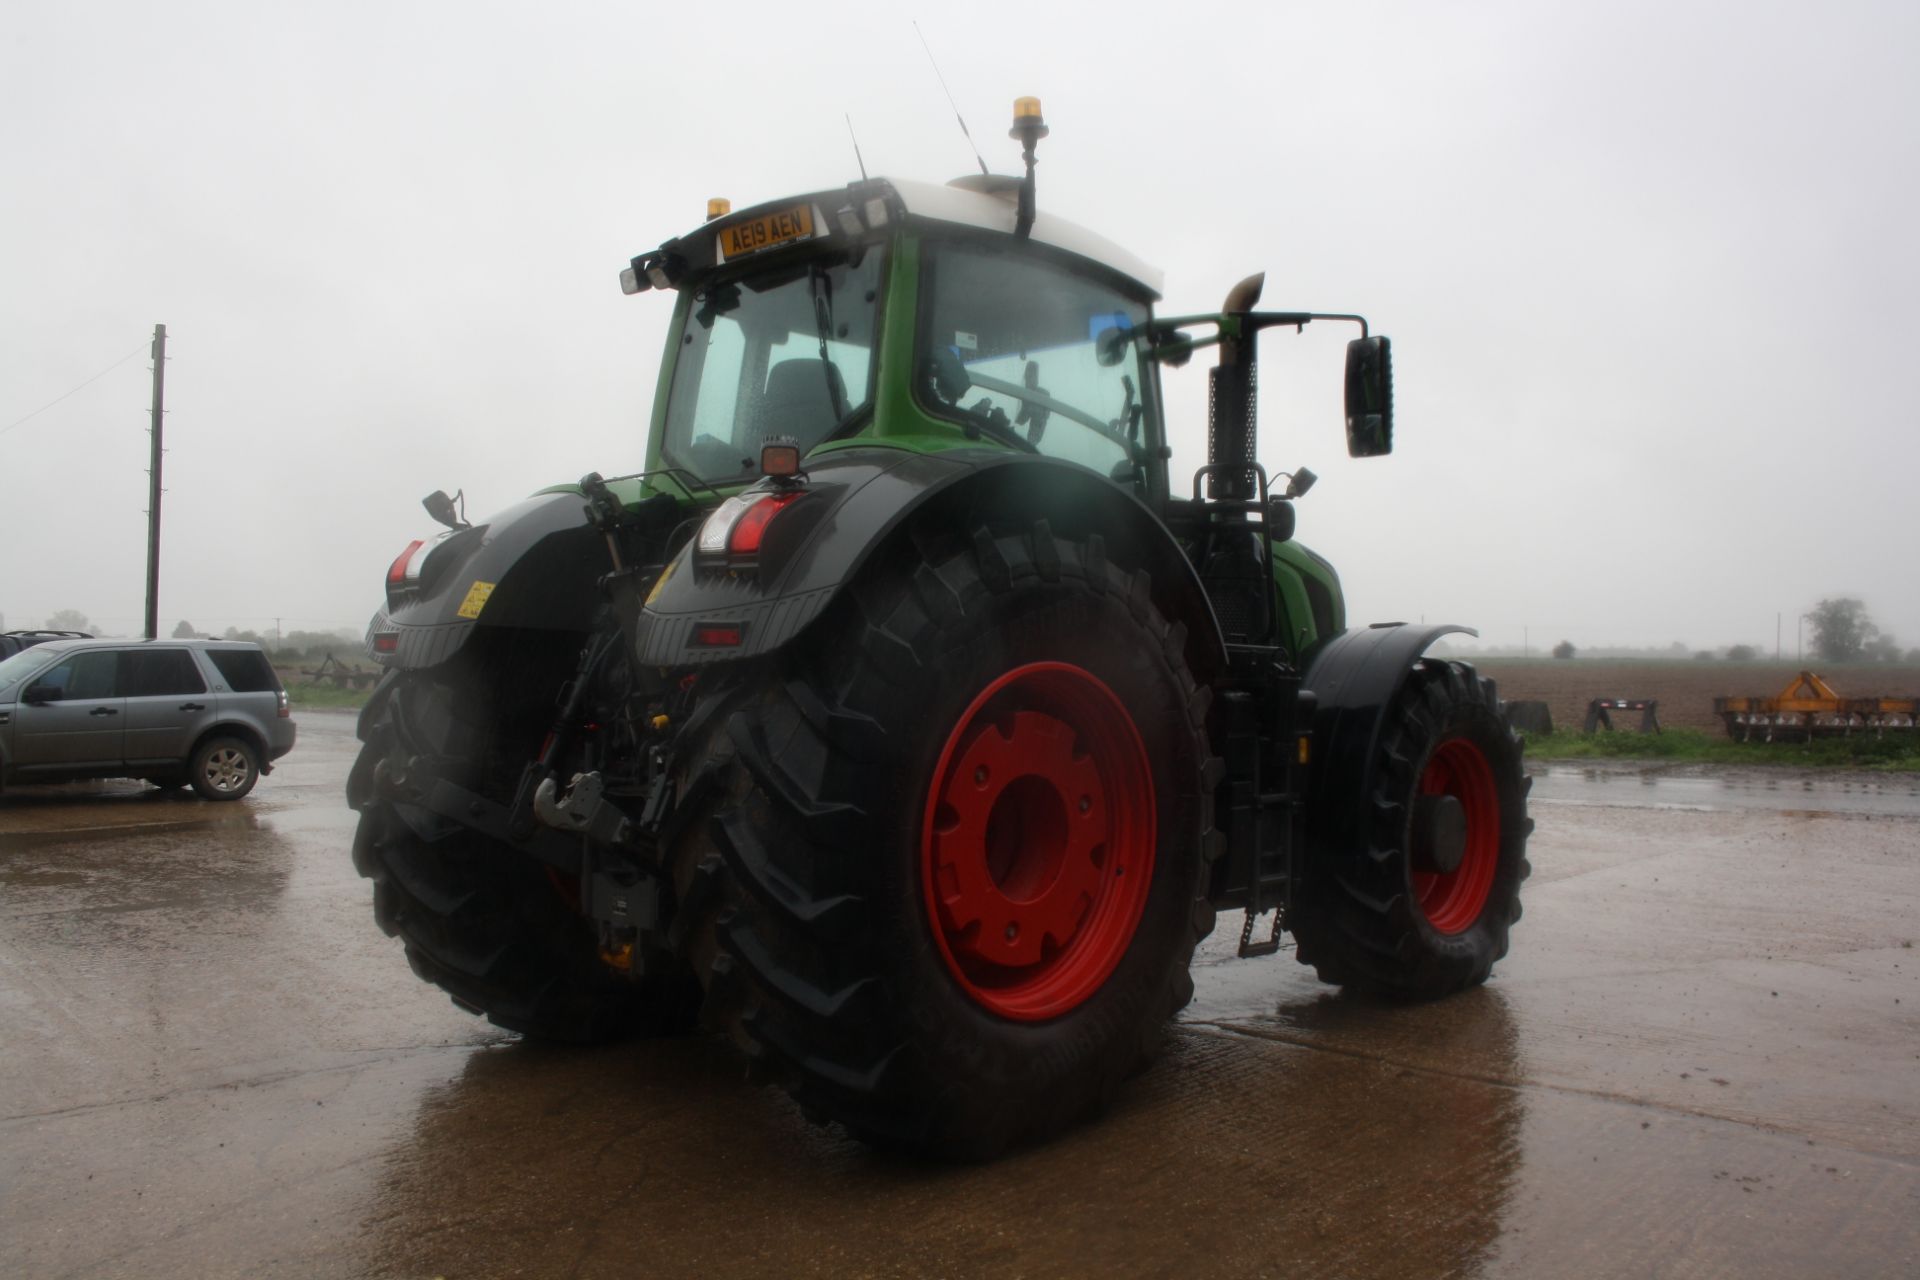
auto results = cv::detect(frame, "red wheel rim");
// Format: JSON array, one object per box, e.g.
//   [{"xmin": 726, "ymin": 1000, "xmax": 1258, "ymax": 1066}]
[
  {"xmin": 1411, "ymin": 738, "xmax": 1501, "ymax": 934},
  {"xmin": 921, "ymin": 662, "xmax": 1156, "ymax": 1021}
]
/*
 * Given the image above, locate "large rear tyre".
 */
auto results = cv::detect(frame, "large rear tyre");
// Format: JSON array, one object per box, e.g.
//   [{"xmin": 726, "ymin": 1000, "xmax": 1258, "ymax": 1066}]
[
  {"xmin": 1292, "ymin": 659, "xmax": 1531, "ymax": 998},
  {"xmin": 350, "ymin": 663, "xmax": 698, "ymax": 1042},
  {"xmin": 667, "ymin": 524, "xmax": 1216, "ymax": 1158}
]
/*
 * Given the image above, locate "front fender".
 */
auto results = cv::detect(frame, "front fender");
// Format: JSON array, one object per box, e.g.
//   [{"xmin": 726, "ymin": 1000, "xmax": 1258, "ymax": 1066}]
[
  {"xmin": 629, "ymin": 446, "xmax": 1226, "ymax": 680},
  {"xmin": 1300, "ymin": 623, "xmax": 1475, "ymax": 856}
]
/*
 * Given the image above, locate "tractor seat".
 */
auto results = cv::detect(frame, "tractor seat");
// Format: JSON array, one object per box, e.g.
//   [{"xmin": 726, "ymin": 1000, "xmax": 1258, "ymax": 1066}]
[{"xmin": 759, "ymin": 360, "xmax": 848, "ymax": 451}]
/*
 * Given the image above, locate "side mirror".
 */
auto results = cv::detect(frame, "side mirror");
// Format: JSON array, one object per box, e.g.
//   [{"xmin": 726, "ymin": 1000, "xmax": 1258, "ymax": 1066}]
[
  {"xmin": 22, "ymin": 684, "xmax": 63, "ymax": 705},
  {"xmin": 1344, "ymin": 335, "xmax": 1393, "ymax": 457}
]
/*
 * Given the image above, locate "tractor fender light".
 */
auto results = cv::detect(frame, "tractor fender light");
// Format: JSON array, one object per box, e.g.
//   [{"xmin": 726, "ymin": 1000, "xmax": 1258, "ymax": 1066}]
[
  {"xmin": 386, "ymin": 529, "xmax": 460, "ymax": 592},
  {"xmin": 372, "ymin": 631, "xmax": 400, "ymax": 654},
  {"xmin": 387, "ymin": 539, "xmax": 425, "ymax": 586},
  {"xmin": 695, "ymin": 491, "xmax": 802, "ymax": 559}
]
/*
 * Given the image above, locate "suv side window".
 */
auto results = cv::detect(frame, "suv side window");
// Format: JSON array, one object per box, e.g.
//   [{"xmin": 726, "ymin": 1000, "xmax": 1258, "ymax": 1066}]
[
  {"xmin": 124, "ymin": 649, "xmax": 207, "ymax": 697},
  {"xmin": 207, "ymin": 649, "xmax": 279, "ymax": 693},
  {"xmin": 34, "ymin": 650, "xmax": 120, "ymax": 699}
]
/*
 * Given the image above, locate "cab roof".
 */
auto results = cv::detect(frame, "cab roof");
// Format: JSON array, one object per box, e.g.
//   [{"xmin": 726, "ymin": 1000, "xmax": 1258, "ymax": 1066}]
[
  {"xmin": 643, "ymin": 176, "xmax": 1164, "ymax": 301},
  {"xmin": 881, "ymin": 176, "xmax": 1164, "ymax": 298}
]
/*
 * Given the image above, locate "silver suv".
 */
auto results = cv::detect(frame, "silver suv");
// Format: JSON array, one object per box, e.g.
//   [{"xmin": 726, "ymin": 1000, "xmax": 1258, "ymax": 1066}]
[{"xmin": 0, "ymin": 638, "xmax": 297, "ymax": 800}]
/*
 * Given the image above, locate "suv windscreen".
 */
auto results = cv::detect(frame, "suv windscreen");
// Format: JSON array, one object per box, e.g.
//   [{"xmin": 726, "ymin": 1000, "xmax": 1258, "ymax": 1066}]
[
  {"xmin": 124, "ymin": 649, "xmax": 207, "ymax": 697},
  {"xmin": 207, "ymin": 648, "xmax": 279, "ymax": 693},
  {"xmin": 918, "ymin": 241, "xmax": 1154, "ymax": 479},
  {"xmin": 661, "ymin": 248, "xmax": 884, "ymax": 482},
  {"xmin": 0, "ymin": 647, "xmax": 58, "ymax": 689}
]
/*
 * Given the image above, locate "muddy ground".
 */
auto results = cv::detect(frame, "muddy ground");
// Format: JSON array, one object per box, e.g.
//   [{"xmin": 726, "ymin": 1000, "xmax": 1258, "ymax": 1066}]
[{"xmin": 2, "ymin": 713, "xmax": 1916, "ymax": 1278}]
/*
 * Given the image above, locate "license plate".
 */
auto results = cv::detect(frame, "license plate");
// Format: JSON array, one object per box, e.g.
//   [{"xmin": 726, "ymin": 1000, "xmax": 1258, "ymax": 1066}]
[{"xmin": 716, "ymin": 204, "xmax": 815, "ymax": 260}]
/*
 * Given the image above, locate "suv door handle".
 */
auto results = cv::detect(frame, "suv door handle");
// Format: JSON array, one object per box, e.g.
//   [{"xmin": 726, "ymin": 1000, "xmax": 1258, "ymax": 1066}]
[
  {"xmin": 89, "ymin": 706, "xmax": 120, "ymax": 717},
  {"xmin": 180, "ymin": 702, "xmax": 206, "ymax": 711}
]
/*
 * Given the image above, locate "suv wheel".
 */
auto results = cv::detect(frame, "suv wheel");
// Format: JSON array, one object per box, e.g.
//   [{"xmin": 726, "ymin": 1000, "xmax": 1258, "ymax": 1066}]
[{"xmin": 190, "ymin": 736, "xmax": 260, "ymax": 801}]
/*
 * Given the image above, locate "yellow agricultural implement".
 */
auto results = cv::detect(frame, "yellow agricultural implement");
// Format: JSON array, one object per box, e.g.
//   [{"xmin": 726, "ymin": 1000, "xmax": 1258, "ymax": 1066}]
[{"xmin": 1714, "ymin": 671, "xmax": 1920, "ymax": 742}]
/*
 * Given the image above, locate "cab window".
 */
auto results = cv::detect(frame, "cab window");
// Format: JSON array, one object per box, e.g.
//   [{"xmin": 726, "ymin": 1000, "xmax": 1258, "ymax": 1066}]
[
  {"xmin": 662, "ymin": 249, "xmax": 884, "ymax": 482},
  {"xmin": 917, "ymin": 241, "xmax": 1154, "ymax": 480}
]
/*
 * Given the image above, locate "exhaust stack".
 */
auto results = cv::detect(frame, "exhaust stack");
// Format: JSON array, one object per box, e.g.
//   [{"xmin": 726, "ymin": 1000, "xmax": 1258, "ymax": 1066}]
[{"xmin": 1209, "ymin": 273, "xmax": 1266, "ymax": 501}]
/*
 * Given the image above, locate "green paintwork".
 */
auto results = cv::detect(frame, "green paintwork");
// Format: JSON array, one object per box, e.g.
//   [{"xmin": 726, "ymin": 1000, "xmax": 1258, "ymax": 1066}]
[{"xmin": 1269, "ymin": 538, "xmax": 1346, "ymax": 657}]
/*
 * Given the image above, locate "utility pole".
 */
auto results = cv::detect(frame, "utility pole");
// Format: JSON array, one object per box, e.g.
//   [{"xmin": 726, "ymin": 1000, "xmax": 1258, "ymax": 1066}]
[{"xmin": 144, "ymin": 324, "xmax": 167, "ymax": 640}]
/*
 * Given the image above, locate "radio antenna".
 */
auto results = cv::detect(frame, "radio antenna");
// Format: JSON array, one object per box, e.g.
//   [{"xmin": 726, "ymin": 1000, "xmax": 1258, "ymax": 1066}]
[
  {"xmin": 844, "ymin": 113, "xmax": 869, "ymax": 181},
  {"xmin": 912, "ymin": 20, "xmax": 990, "ymax": 176}
]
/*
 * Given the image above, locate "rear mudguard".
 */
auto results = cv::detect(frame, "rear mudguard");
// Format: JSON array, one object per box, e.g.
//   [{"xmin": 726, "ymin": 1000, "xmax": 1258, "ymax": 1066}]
[
  {"xmin": 628, "ymin": 446, "xmax": 1226, "ymax": 680},
  {"xmin": 366, "ymin": 490, "xmax": 612, "ymax": 670},
  {"xmin": 1299, "ymin": 623, "xmax": 1475, "ymax": 856}
]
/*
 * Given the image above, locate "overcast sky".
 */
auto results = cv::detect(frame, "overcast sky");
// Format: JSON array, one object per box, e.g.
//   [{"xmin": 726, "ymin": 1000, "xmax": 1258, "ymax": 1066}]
[{"xmin": 3, "ymin": 1, "xmax": 1915, "ymax": 655}]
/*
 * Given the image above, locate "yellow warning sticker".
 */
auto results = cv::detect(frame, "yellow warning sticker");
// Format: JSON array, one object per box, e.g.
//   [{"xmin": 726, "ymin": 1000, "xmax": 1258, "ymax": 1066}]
[{"xmin": 456, "ymin": 580, "xmax": 496, "ymax": 619}]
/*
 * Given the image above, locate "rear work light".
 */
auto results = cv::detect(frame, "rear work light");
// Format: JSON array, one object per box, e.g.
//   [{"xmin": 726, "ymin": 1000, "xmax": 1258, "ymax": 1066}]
[{"xmin": 696, "ymin": 491, "xmax": 801, "ymax": 561}]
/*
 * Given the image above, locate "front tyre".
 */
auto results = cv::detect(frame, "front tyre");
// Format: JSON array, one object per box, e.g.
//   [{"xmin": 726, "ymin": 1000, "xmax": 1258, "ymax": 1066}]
[
  {"xmin": 1292, "ymin": 659, "xmax": 1531, "ymax": 998},
  {"xmin": 669, "ymin": 524, "xmax": 1216, "ymax": 1158}
]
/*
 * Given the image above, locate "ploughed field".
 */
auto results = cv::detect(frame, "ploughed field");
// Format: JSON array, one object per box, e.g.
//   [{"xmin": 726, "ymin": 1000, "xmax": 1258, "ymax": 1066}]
[{"xmin": 1469, "ymin": 657, "xmax": 1920, "ymax": 735}]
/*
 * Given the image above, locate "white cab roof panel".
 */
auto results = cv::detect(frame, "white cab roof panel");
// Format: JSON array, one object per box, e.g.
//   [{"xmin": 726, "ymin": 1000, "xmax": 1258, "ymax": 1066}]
[{"xmin": 881, "ymin": 177, "xmax": 1164, "ymax": 299}]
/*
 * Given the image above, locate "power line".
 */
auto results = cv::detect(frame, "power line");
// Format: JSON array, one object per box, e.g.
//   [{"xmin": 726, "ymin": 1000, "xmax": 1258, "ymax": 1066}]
[{"xmin": 0, "ymin": 342, "xmax": 151, "ymax": 439}]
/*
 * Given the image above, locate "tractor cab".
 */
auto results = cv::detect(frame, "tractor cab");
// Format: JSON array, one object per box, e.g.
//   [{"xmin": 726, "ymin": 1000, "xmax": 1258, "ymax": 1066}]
[{"xmin": 623, "ymin": 162, "xmax": 1171, "ymax": 505}]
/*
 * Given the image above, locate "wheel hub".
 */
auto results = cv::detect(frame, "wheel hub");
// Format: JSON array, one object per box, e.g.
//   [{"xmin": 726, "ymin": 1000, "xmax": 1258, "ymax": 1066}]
[
  {"xmin": 1410, "ymin": 738, "xmax": 1501, "ymax": 934},
  {"xmin": 921, "ymin": 662, "xmax": 1155, "ymax": 1021},
  {"xmin": 1411, "ymin": 792, "xmax": 1468, "ymax": 874},
  {"xmin": 932, "ymin": 710, "xmax": 1108, "ymax": 969}
]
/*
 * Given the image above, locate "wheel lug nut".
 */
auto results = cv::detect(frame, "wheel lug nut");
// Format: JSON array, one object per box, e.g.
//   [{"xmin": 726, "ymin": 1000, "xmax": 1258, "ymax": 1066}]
[
  {"xmin": 1004, "ymin": 923, "xmax": 1018, "ymax": 941},
  {"xmin": 974, "ymin": 766, "xmax": 988, "ymax": 785},
  {"xmin": 1078, "ymin": 795, "xmax": 1091, "ymax": 813}
]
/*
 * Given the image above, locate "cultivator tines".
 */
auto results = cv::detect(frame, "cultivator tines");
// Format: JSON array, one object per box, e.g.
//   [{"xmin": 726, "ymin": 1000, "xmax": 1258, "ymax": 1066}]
[{"xmin": 1713, "ymin": 671, "xmax": 1920, "ymax": 742}]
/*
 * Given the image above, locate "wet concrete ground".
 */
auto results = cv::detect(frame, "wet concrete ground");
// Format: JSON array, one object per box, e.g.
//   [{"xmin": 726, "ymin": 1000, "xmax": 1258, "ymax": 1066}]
[{"xmin": 2, "ymin": 715, "xmax": 1916, "ymax": 1278}]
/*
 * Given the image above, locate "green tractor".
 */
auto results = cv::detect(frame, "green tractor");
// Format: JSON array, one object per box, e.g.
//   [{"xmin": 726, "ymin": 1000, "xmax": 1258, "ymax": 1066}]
[{"xmin": 348, "ymin": 99, "xmax": 1531, "ymax": 1158}]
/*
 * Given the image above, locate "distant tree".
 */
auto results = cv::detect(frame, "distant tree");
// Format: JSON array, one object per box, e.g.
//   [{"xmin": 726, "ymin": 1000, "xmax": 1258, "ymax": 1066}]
[
  {"xmin": 1725, "ymin": 644, "xmax": 1758, "ymax": 661},
  {"xmin": 1863, "ymin": 634, "xmax": 1902, "ymax": 664},
  {"xmin": 1551, "ymin": 640, "xmax": 1576, "ymax": 660},
  {"xmin": 222, "ymin": 625, "xmax": 267, "ymax": 646},
  {"xmin": 1807, "ymin": 598, "xmax": 1877, "ymax": 662},
  {"xmin": 1694, "ymin": 649, "xmax": 1714, "ymax": 661},
  {"xmin": 45, "ymin": 609, "xmax": 91, "ymax": 632},
  {"xmin": 1907, "ymin": 648, "xmax": 1920, "ymax": 665},
  {"xmin": 171, "ymin": 619, "xmax": 198, "ymax": 638}
]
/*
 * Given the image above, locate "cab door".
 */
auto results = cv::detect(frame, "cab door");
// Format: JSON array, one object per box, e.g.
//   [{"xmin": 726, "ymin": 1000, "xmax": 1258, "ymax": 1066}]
[
  {"xmin": 122, "ymin": 648, "xmax": 215, "ymax": 765},
  {"xmin": 10, "ymin": 649, "xmax": 125, "ymax": 768}
]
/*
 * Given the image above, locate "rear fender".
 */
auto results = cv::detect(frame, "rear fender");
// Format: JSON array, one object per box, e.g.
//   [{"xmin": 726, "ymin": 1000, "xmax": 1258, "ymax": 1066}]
[
  {"xmin": 367, "ymin": 490, "xmax": 610, "ymax": 670},
  {"xmin": 630, "ymin": 447, "xmax": 1226, "ymax": 681},
  {"xmin": 1300, "ymin": 623, "xmax": 1475, "ymax": 856}
]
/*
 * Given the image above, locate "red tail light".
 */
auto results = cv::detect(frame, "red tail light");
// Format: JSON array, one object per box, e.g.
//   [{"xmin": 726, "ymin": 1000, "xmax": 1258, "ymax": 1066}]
[
  {"xmin": 696, "ymin": 491, "xmax": 802, "ymax": 561},
  {"xmin": 728, "ymin": 492, "xmax": 800, "ymax": 556},
  {"xmin": 387, "ymin": 539, "xmax": 425, "ymax": 585},
  {"xmin": 276, "ymin": 689, "xmax": 291, "ymax": 719}
]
